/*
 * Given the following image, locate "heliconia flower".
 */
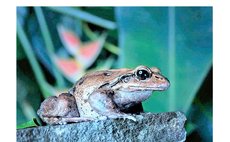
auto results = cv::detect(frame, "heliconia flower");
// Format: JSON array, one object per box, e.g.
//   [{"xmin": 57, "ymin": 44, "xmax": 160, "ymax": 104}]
[
  {"xmin": 54, "ymin": 56, "xmax": 84, "ymax": 83},
  {"xmin": 57, "ymin": 25, "xmax": 106, "ymax": 69},
  {"xmin": 57, "ymin": 25, "xmax": 81, "ymax": 56},
  {"xmin": 77, "ymin": 37, "xmax": 105, "ymax": 69}
]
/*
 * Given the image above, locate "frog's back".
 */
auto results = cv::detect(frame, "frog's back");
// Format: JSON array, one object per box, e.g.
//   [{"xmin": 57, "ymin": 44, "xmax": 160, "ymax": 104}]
[{"xmin": 73, "ymin": 68, "xmax": 131, "ymax": 100}]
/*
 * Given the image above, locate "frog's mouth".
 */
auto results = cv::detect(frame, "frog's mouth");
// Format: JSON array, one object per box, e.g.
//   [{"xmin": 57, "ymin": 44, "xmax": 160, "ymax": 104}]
[
  {"xmin": 128, "ymin": 86, "xmax": 169, "ymax": 91},
  {"xmin": 127, "ymin": 82, "xmax": 170, "ymax": 91}
]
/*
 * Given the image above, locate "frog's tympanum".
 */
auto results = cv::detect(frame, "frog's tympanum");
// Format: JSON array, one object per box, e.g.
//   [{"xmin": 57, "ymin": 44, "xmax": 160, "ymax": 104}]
[{"xmin": 37, "ymin": 65, "xmax": 170, "ymax": 124}]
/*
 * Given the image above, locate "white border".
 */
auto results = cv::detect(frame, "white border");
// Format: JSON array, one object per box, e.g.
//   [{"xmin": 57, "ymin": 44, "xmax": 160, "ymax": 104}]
[
  {"xmin": 16, "ymin": 0, "xmax": 213, "ymax": 7},
  {"xmin": 213, "ymin": 1, "xmax": 230, "ymax": 142},
  {"xmin": 0, "ymin": 3, "xmax": 16, "ymax": 142},
  {"xmin": 1, "ymin": 1, "xmax": 230, "ymax": 141}
]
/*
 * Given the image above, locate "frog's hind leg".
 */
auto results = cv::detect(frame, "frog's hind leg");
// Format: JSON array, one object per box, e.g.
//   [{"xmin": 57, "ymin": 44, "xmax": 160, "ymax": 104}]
[
  {"xmin": 88, "ymin": 89, "xmax": 136, "ymax": 121},
  {"xmin": 37, "ymin": 93, "xmax": 93, "ymax": 125}
]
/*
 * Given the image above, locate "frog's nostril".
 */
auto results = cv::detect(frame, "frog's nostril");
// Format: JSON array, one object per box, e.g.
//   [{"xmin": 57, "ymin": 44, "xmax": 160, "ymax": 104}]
[{"xmin": 155, "ymin": 75, "xmax": 163, "ymax": 80}]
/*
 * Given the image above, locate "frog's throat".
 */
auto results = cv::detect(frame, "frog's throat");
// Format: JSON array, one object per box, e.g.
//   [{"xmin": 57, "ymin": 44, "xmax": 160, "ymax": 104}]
[{"xmin": 114, "ymin": 90, "xmax": 153, "ymax": 106}]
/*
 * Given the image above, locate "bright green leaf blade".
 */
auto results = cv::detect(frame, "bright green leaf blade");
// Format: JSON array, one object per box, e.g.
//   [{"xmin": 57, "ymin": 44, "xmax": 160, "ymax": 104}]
[
  {"xmin": 17, "ymin": 18, "xmax": 53, "ymax": 98},
  {"xmin": 17, "ymin": 37, "xmax": 26, "ymax": 60},
  {"xmin": 83, "ymin": 7, "xmax": 115, "ymax": 22},
  {"xmin": 17, "ymin": 118, "xmax": 41, "ymax": 129},
  {"xmin": 48, "ymin": 7, "xmax": 116, "ymax": 30},
  {"xmin": 185, "ymin": 121, "xmax": 197, "ymax": 135},
  {"xmin": 115, "ymin": 7, "xmax": 212, "ymax": 113}
]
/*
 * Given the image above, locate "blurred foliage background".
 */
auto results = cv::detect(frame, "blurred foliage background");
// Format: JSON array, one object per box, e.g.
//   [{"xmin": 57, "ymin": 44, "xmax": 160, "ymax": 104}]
[{"xmin": 17, "ymin": 7, "xmax": 212, "ymax": 141}]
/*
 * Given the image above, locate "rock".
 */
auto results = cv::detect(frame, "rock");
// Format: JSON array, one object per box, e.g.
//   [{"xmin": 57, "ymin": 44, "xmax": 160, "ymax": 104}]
[{"xmin": 17, "ymin": 111, "xmax": 186, "ymax": 142}]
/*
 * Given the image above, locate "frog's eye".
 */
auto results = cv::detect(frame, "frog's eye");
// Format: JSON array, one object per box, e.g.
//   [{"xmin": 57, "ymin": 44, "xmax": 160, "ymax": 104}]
[{"xmin": 135, "ymin": 69, "xmax": 151, "ymax": 80}]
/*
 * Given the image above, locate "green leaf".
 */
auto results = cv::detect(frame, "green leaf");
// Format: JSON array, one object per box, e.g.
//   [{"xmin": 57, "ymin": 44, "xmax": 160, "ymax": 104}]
[
  {"xmin": 17, "ymin": 18, "xmax": 53, "ymax": 98},
  {"xmin": 83, "ymin": 7, "xmax": 115, "ymax": 22},
  {"xmin": 34, "ymin": 7, "xmax": 65, "ymax": 88},
  {"xmin": 17, "ymin": 37, "xmax": 26, "ymax": 60},
  {"xmin": 48, "ymin": 7, "xmax": 116, "ymax": 30},
  {"xmin": 115, "ymin": 7, "xmax": 212, "ymax": 113},
  {"xmin": 17, "ymin": 118, "xmax": 41, "ymax": 129},
  {"xmin": 185, "ymin": 121, "xmax": 197, "ymax": 135}
]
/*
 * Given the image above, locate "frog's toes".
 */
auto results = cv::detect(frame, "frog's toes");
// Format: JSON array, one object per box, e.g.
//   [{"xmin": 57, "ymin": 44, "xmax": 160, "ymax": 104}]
[
  {"xmin": 98, "ymin": 116, "xmax": 108, "ymax": 121},
  {"xmin": 125, "ymin": 115, "xmax": 137, "ymax": 122},
  {"xmin": 120, "ymin": 114, "xmax": 136, "ymax": 121},
  {"xmin": 58, "ymin": 121, "xmax": 67, "ymax": 125}
]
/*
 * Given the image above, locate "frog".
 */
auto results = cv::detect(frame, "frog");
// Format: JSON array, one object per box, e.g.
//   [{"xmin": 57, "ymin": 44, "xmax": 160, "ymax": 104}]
[{"xmin": 37, "ymin": 65, "xmax": 170, "ymax": 125}]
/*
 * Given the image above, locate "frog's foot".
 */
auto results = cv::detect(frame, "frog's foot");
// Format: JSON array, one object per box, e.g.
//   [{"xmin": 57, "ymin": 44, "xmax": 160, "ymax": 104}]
[
  {"xmin": 104, "ymin": 112, "xmax": 137, "ymax": 122},
  {"xmin": 97, "ymin": 114, "xmax": 136, "ymax": 121},
  {"xmin": 41, "ymin": 117, "xmax": 62, "ymax": 125},
  {"xmin": 120, "ymin": 114, "xmax": 137, "ymax": 121},
  {"xmin": 97, "ymin": 116, "xmax": 108, "ymax": 121},
  {"xmin": 58, "ymin": 117, "xmax": 96, "ymax": 124},
  {"xmin": 42, "ymin": 117, "xmax": 95, "ymax": 125}
]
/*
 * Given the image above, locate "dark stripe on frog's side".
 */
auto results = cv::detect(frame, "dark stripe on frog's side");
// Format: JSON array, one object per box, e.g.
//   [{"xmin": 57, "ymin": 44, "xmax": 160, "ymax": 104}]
[
  {"xmin": 110, "ymin": 73, "xmax": 134, "ymax": 87},
  {"xmin": 77, "ymin": 77, "xmax": 85, "ymax": 86},
  {"xmin": 98, "ymin": 83, "xmax": 110, "ymax": 89},
  {"xmin": 68, "ymin": 86, "xmax": 76, "ymax": 95},
  {"xmin": 68, "ymin": 77, "xmax": 85, "ymax": 95},
  {"xmin": 99, "ymin": 73, "xmax": 134, "ymax": 89}
]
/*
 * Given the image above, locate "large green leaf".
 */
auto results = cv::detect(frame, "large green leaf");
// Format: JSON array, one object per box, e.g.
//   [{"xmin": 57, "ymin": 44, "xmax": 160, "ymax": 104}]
[
  {"xmin": 17, "ymin": 118, "xmax": 41, "ymax": 129},
  {"xmin": 115, "ymin": 7, "xmax": 212, "ymax": 113}
]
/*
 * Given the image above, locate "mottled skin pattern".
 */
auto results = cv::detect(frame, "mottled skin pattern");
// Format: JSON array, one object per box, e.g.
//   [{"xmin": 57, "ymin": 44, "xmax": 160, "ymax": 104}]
[{"xmin": 37, "ymin": 65, "xmax": 170, "ymax": 125}]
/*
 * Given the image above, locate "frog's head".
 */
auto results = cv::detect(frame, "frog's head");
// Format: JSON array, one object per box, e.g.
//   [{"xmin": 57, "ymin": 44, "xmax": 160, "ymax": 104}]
[{"xmin": 115, "ymin": 65, "xmax": 170, "ymax": 92}]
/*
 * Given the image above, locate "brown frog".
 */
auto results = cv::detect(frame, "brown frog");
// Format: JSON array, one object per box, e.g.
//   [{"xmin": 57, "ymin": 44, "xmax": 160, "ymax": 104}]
[{"xmin": 37, "ymin": 65, "xmax": 170, "ymax": 124}]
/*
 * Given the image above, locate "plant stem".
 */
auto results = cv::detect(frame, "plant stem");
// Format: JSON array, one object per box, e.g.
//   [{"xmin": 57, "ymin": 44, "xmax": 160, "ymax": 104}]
[
  {"xmin": 17, "ymin": 18, "xmax": 51, "ymax": 98},
  {"xmin": 34, "ymin": 7, "xmax": 65, "ymax": 88}
]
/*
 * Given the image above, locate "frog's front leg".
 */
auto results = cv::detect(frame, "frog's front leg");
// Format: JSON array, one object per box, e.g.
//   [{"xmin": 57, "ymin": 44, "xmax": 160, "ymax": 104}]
[
  {"xmin": 37, "ymin": 93, "xmax": 94, "ymax": 125},
  {"xmin": 88, "ymin": 89, "xmax": 136, "ymax": 121}
]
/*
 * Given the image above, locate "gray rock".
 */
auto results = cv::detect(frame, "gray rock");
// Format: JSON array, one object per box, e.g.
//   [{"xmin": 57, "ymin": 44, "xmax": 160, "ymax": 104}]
[{"xmin": 17, "ymin": 111, "xmax": 186, "ymax": 142}]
